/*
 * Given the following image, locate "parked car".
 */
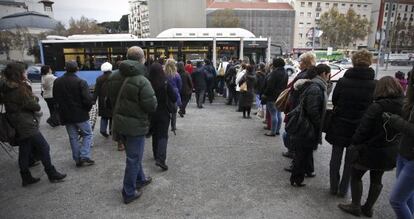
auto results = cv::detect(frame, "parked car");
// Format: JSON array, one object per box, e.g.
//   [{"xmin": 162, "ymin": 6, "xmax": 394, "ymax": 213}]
[
  {"xmin": 333, "ymin": 58, "xmax": 353, "ymax": 69},
  {"xmin": 27, "ymin": 65, "xmax": 41, "ymax": 82}
]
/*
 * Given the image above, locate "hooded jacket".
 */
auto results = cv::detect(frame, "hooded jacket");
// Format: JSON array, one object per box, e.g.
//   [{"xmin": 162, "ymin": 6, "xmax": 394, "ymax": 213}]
[
  {"xmin": 107, "ymin": 60, "xmax": 157, "ymax": 137},
  {"xmin": 0, "ymin": 80, "xmax": 41, "ymax": 140},
  {"xmin": 290, "ymin": 76, "xmax": 327, "ymax": 146}
]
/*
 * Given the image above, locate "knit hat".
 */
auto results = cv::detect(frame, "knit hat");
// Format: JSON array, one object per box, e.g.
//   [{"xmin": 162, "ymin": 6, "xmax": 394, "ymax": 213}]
[{"xmin": 101, "ymin": 62, "xmax": 113, "ymax": 72}]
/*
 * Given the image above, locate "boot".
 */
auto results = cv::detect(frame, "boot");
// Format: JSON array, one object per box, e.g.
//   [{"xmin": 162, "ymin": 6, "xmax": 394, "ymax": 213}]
[
  {"xmin": 361, "ymin": 184, "xmax": 383, "ymax": 218},
  {"xmin": 338, "ymin": 180, "xmax": 363, "ymax": 217},
  {"xmin": 20, "ymin": 170, "xmax": 40, "ymax": 187},
  {"xmin": 45, "ymin": 166, "xmax": 66, "ymax": 183}
]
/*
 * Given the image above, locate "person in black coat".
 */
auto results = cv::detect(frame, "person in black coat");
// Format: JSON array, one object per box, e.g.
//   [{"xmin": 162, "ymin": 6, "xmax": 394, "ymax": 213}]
[
  {"xmin": 192, "ymin": 61, "xmax": 207, "ymax": 108},
  {"xmin": 289, "ymin": 64, "xmax": 330, "ymax": 187},
  {"xmin": 177, "ymin": 61, "xmax": 193, "ymax": 117},
  {"xmin": 203, "ymin": 59, "xmax": 217, "ymax": 104},
  {"xmin": 326, "ymin": 50, "xmax": 377, "ymax": 197},
  {"xmin": 1, "ymin": 62, "xmax": 66, "ymax": 186},
  {"xmin": 262, "ymin": 58, "xmax": 288, "ymax": 136},
  {"xmin": 53, "ymin": 61, "xmax": 95, "ymax": 167},
  {"xmin": 224, "ymin": 59, "xmax": 238, "ymax": 105},
  {"xmin": 149, "ymin": 63, "xmax": 177, "ymax": 171},
  {"xmin": 238, "ymin": 65, "xmax": 256, "ymax": 118},
  {"xmin": 386, "ymin": 68, "xmax": 414, "ymax": 219},
  {"xmin": 338, "ymin": 76, "xmax": 404, "ymax": 217},
  {"xmin": 254, "ymin": 62, "xmax": 266, "ymax": 115},
  {"xmin": 93, "ymin": 62, "xmax": 113, "ymax": 137}
]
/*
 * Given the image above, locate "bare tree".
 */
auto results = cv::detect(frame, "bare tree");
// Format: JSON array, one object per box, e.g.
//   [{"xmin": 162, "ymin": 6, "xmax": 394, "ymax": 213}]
[
  {"xmin": 0, "ymin": 30, "xmax": 14, "ymax": 60},
  {"xmin": 67, "ymin": 16, "xmax": 105, "ymax": 35},
  {"xmin": 211, "ymin": 9, "xmax": 240, "ymax": 28}
]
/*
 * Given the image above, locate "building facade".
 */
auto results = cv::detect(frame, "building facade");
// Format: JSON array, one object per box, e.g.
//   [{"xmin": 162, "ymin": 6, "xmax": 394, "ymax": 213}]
[
  {"xmin": 376, "ymin": 0, "xmax": 414, "ymax": 53},
  {"xmin": 293, "ymin": 0, "xmax": 372, "ymax": 50},
  {"xmin": 147, "ymin": 0, "xmax": 207, "ymax": 38},
  {"xmin": 206, "ymin": 0, "xmax": 295, "ymax": 54},
  {"xmin": 128, "ymin": 0, "xmax": 150, "ymax": 38}
]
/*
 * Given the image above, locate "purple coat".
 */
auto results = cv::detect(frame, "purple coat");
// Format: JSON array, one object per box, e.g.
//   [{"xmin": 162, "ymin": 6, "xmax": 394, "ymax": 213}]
[{"xmin": 167, "ymin": 73, "xmax": 182, "ymax": 106}]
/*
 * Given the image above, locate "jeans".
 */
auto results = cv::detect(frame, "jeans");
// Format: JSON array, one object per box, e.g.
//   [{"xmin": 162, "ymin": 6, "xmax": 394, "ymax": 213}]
[
  {"xmin": 18, "ymin": 132, "xmax": 53, "ymax": 172},
  {"xmin": 123, "ymin": 135, "xmax": 146, "ymax": 198},
  {"xmin": 266, "ymin": 101, "xmax": 282, "ymax": 134},
  {"xmin": 100, "ymin": 117, "xmax": 111, "ymax": 134},
  {"xmin": 329, "ymin": 145, "xmax": 353, "ymax": 195},
  {"xmin": 390, "ymin": 155, "xmax": 414, "ymax": 219},
  {"xmin": 255, "ymin": 94, "xmax": 262, "ymax": 110},
  {"xmin": 65, "ymin": 121, "xmax": 93, "ymax": 162},
  {"xmin": 283, "ymin": 132, "xmax": 292, "ymax": 151}
]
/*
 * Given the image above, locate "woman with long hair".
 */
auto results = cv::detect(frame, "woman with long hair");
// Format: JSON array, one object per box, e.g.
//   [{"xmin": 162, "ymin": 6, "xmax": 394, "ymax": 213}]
[
  {"xmin": 177, "ymin": 61, "xmax": 193, "ymax": 117},
  {"xmin": 0, "ymin": 62, "xmax": 66, "ymax": 187},
  {"xmin": 338, "ymin": 76, "xmax": 404, "ymax": 217},
  {"xmin": 386, "ymin": 66, "xmax": 414, "ymax": 219},
  {"xmin": 165, "ymin": 59, "xmax": 182, "ymax": 133},
  {"xmin": 41, "ymin": 65, "xmax": 59, "ymax": 127},
  {"xmin": 149, "ymin": 63, "xmax": 177, "ymax": 171}
]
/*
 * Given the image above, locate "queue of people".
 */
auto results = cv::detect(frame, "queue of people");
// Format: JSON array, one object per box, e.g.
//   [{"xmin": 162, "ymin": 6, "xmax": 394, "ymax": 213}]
[{"xmin": 1, "ymin": 46, "xmax": 414, "ymax": 218}]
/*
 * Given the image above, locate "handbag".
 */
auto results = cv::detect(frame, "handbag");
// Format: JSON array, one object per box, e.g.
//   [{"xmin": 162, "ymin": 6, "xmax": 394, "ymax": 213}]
[
  {"xmin": 275, "ymin": 88, "xmax": 290, "ymax": 112},
  {"xmin": 285, "ymin": 87, "xmax": 314, "ymax": 139},
  {"xmin": 240, "ymin": 82, "xmax": 247, "ymax": 92},
  {"xmin": 0, "ymin": 104, "xmax": 17, "ymax": 146}
]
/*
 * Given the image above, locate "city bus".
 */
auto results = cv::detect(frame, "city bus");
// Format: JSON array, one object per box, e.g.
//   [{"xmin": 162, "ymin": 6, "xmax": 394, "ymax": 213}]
[{"xmin": 39, "ymin": 29, "xmax": 275, "ymax": 87}]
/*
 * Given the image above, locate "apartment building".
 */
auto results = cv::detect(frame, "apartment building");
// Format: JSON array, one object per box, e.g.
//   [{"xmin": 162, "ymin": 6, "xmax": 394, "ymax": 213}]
[{"xmin": 128, "ymin": 0, "xmax": 150, "ymax": 38}]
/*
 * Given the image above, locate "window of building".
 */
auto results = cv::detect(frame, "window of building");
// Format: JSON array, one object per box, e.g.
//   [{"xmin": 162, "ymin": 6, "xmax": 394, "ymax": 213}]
[
  {"xmin": 405, "ymin": 5, "xmax": 408, "ymax": 12},
  {"xmin": 357, "ymin": 4, "xmax": 361, "ymax": 8},
  {"xmin": 333, "ymin": 3, "xmax": 338, "ymax": 7},
  {"xmin": 384, "ymin": 21, "xmax": 387, "ymax": 26},
  {"xmin": 307, "ymin": 12, "xmax": 312, "ymax": 17},
  {"xmin": 385, "ymin": 3, "xmax": 389, "ymax": 11},
  {"xmin": 342, "ymin": 3, "xmax": 346, "ymax": 7},
  {"xmin": 385, "ymin": 12, "xmax": 388, "ymax": 17},
  {"xmin": 364, "ymin": 5, "xmax": 368, "ymax": 8},
  {"xmin": 307, "ymin": 22, "xmax": 311, "ymax": 25},
  {"xmin": 325, "ymin": 2, "xmax": 329, "ymax": 7},
  {"xmin": 316, "ymin": 12, "xmax": 320, "ymax": 17},
  {"xmin": 316, "ymin": 2, "xmax": 320, "ymax": 7},
  {"xmin": 301, "ymin": 2, "xmax": 305, "ymax": 7},
  {"xmin": 363, "ymin": 15, "xmax": 366, "ymax": 18},
  {"xmin": 300, "ymin": 12, "xmax": 304, "ymax": 16},
  {"xmin": 308, "ymin": 2, "xmax": 312, "ymax": 7},
  {"xmin": 393, "ymin": 5, "xmax": 396, "ymax": 11},
  {"xmin": 350, "ymin": 4, "xmax": 353, "ymax": 7},
  {"xmin": 299, "ymin": 33, "xmax": 303, "ymax": 38},
  {"xmin": 412, "ymin": 6, "xmax": 414, "ymax": 12}
]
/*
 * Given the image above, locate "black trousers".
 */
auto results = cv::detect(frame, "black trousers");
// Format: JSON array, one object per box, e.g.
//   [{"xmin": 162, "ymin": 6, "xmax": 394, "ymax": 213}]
[
  {"xmin": 227, "ymin": 85, "xmax": 238, "ymax": 105},
  {"xmin": 170, "ymin": 104, "xmax": 177, "ymax": 130},
  {"xmin": 151, "ymin": 112, "xmax": 170, "ymax": 163},
  {"xmin": 179, "ymin": 93, "xmax": 192, "ymax": 114},
  {"xmin": 291, "ymin": 145, "xmax": 314, "ymax": 184},
  {"xmin": 18, "ymin": 132, "xmax": 53, "ymax": 173},
  {"xmin": 44, "ymin": 98, "xmax": 60, "ymax": 126},
  {"xmin": 195, "ymin": 89, "xmax": 205, "ymax": 108}
]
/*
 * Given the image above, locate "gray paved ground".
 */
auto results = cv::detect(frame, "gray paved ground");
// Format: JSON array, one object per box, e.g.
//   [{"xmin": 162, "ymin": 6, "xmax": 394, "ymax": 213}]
[{"xmin": 1, "ymin": 67, "xmax": 410, "ymax": 219}]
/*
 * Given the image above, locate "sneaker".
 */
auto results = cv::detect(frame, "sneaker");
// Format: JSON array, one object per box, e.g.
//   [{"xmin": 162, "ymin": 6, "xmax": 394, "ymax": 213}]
[
  {"xmin": 155, "ymin": 161, "xmax": 168, "ymax": 171},
  {"xmin": 282, "ymin": 151, "xmax": 295, "ymax": 159}
]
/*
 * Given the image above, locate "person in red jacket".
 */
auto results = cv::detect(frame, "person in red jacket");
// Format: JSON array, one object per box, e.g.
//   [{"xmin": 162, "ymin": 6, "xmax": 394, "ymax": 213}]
[{"xmin": 185, "ymin": 60, "xmax": 194, "ymax": 74}]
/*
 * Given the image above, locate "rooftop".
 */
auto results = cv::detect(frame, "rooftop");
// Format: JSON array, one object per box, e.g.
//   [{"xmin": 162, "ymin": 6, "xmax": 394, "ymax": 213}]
[
  {"xmin": 206, "ymin": 0, "xmax": 294, "ymax": 10},
  {"xmin": 0, "ymin": 11, "xmax": 58, "ymax": 30}
]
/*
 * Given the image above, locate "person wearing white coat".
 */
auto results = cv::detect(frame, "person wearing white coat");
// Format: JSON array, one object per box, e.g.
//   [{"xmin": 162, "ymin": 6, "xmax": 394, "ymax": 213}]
[
  {"xmin": 41, "ymin": 65, "xmax": 59, "ymax": 127},
  {"xmin": 235, "ymin": 64, "xmax": 247, "ymax": 111}
]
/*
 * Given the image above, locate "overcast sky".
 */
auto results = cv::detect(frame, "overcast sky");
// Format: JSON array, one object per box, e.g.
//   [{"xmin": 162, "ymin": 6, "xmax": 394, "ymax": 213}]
[{"xmin": 53, "ymin": 0, "xmax": 130, "ymax": 25}]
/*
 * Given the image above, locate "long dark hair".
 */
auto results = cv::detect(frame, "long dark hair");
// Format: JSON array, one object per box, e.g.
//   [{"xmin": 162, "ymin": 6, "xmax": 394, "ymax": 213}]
[
  {"xmin": 4, "ymin": 62, "xmax": 32, "ymax": 99},
  {"xmin": 403, "ymin": 67, "xmax": 414, "ymax": 119},
  {"xmin": 149, "ymin": 63, "xmax": 166, "ymax": 90}
]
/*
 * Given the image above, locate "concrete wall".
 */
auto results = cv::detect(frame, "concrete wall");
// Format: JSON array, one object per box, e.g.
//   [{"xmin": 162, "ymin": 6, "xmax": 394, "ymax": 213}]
[{"xmin": 148, "ymin": 0, "xmax": 206, "ymax": 37}]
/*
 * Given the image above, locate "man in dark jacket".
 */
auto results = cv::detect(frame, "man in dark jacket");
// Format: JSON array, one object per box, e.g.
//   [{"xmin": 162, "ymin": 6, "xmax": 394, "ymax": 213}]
[
  {"xmin": 262, "ymin": 58, "xmax": 288, "ymax": 136},
  {"xmin": 203, "ymin": 59, "xmax": 217, "ymax": 104},
  {"xmin": 107, "ymin": 46, "xmax": 157, "ymax": 204},
  {"xmin": 224, "ymin": 59, "xmax": 238, "ymax": 105},
  {"xmin": 53, "ymin": 61, "xmax": 95, "ymax": 168},
  {"xmin": 192, "ymin": 61, "xmax": 207, "ymax": 108}
]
